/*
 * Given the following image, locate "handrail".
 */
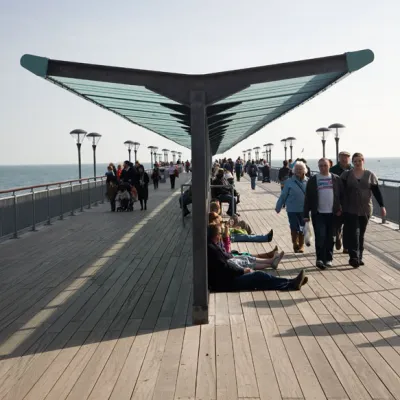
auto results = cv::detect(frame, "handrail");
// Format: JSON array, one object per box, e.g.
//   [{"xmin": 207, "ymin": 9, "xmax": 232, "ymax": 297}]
[{"xmin": 0, "ymin": 176, "xmax": 105, "ymax": 195}]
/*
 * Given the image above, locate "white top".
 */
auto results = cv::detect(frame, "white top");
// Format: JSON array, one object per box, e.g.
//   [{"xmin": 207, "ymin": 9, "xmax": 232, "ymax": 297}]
[
  {"xmin": 168, "ymin": 165, "xmax": 176, "ymax": 175},
  {"xmin": 316, "ymin": 173, "xmax": 334, "ymax": 213}
]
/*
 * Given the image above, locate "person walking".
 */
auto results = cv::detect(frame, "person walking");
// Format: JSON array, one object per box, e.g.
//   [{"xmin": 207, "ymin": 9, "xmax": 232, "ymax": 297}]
[
  {"xmin": 136, "ymin": 166, "xmax": 150, "ymax": 210},
  {"xmin": 341, "ymin": 153, "xmax": 386, "ymax": 268},
  {"xmin": 168, "ymin": 162, "xmax": 178, "ymax": 189},
  {"xmin": 329, "ymin": 151, "xmax": 352, "ymax": 252},
  {"xmin": 303, "ymin": 158, "xmax": 344, "ymax": 269},
  {"xmin": 151, "ymin": 165, "xmax": 160, "ymax": 190},
  {"xmin": 248, "ymin": 160, "xmax": 258, "ymax": 190},
  {"xmin": 275, "ymin": 161, "xmax": 308, "ymax": 253},
  {"xmin": 235, "ymin": 158, "xmax": 243, "ymax": 181}
]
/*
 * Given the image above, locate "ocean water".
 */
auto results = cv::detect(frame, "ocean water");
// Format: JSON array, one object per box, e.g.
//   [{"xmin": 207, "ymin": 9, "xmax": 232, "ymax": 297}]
[
  {"xmin": 0, "ymin": 158, "xmax": 399, "ymax": 191},
  {"xmin": 0, "ymin": 163, "xmax": 151, "ymax": 191}
]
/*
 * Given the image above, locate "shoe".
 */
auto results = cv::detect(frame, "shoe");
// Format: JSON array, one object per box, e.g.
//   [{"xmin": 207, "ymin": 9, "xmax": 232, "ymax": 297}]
[
  {"xmin": 271, "ymin": 251, "xmax": 285, "ymax": 270},
  {"xmin": 301, "ymin": 276, "xmax": 309, "ymax": 287},
  {"xmin": 359, "ymin": 260, "xmax": 365, "ymax": 266},
  {"xmin": 316, "ymin": 260, "xmax": 326, "ymax": 270},
  {"xmin": 291, "ymin": 230, "xmax": 299, "ymax": 253},
  {"xmin": 292, "ymin": 269, "xmax": 305, "ymax": 290},
  {"xmin": 335, "ymin": 232, "xmax": 342, "ymax": 250},
  {"xmin": 349, "ymin": 258, "xmax": 360, "ymax": 268},
  {"xmin": 325, "ymin": 261, "xmax": 333, "ymax": 267},
  {"xmin": 184, "ymin": 210, "xmax": 191, "ymax": 217},
  {"xmin": 267, "ymin": 229, "xmax": 273, "ymax": 242},
  {"xmin": 298, "ymin": 233, "xmax": 305, "ymax": 253}
]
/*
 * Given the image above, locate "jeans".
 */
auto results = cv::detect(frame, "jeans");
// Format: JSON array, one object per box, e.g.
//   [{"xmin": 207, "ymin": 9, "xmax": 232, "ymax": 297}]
[
  {"xmin": 169, "ymin": 175, "xmax": 176, "ymax": 189},
  {"xmin": 250, "ymin": 176, "xmax": 257, "ymax": 189},
  {"xmin": 311, "ymin": 213, "xmax": 335, "ymax": 263},
  {"xmin": 217, "ymin": 194, "xmax": 236, "ymax": 215},
  {"xmin": 231, "ymin": 271, "xmax": 291, "ymax": 291},
  {"xmin": 343, "ymin": 213, "xmax": 369, "ymax": 261},
  {"xmin": 231, "ymin": 233, "xmax": 271, "ymax": 243},
  {"xmin": 153, "ymin": 179, "xmax": 159, "ymax": 189},
  {"xmin": 287, "ymin": 212, "xmax": 305, "ymax": 232}
]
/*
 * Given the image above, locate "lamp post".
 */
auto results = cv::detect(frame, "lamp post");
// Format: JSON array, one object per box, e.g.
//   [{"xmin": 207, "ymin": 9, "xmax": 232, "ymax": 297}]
[
  {"xmin": 281, "ymin": 138, "xmax": 288, "ymax": 161},
  {"xmin": 171, "ymin": 151, "xmax": 177, "ymax": 164},
  {"xmin": 86, "ymin": 133, "xmax": 102, "ymax": 179},
  {"xmin": 316, "ymin": 127, "xmax": 330, "ymax": 158},
  {"xmin": 286, "ymin": 137, "xmax": 296, "ymax": 160},
  {"xmin": 177, "ymin": 152, "xmax": 182, "ymax": 162},
  {"xmin": 328, "ymin": 123, "xmax": 345, "ymax": 163},
  {"xmin": 124, "ymin": 140, "xmax": 134, "ymax": 162},
  {"xmin": 253, "ymin": 146, "xmax": 260, "ymax": 161},
  {"xmin": 265, "ymin": 143, "xmax": 273, "ymax": 165},
  {"xmin": 70, "ymin": 129, "xmax": 87, "ymax": 180},
  {"xmin": 162, "ymin": 149, "xmax": 169, "ymax": 163},
  {"xmin": 158, "ymin": 153, "xmax": 162, "ymax": 163},
  {"xmin": 132, "ymin": 142, "xmax": 140, "ymax": 162},
  {"xmin": 247, "ymin": 149, "xmax": 252, "ymax": 160},
  {"xmin": 153, "ymin": 147, "xmax": 159, "ymax": 166},
  {"xmin": 242, "ymin": 150, "xmax": 246, "ymax": 162},
  {"xmin": 148, "ymin": 146, "xmax": 156, "ymax": 166}
]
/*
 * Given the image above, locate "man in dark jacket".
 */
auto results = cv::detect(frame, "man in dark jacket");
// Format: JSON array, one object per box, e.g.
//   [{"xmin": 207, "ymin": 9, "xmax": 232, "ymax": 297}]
[
  {"xmin": 207, "ymin": 224, "xmax": 307, "ymax": 292},
  {"xmin": 247, "ymin": 160, "xmax": 258, "ymax": 190},
  {"xmin": 211, "ymin": 169, "xmax": 239, "ymax": 216},
  {"xmin": 329, "ymin": 151, "xmax": 352, "ymax": 252},
  {"xmin": 120, "ymin": 161, "xmax": 138, "ymax": 186},
  {"xmin": 304, "ymin": 158, "xmax": 344, "ymax": 270}
]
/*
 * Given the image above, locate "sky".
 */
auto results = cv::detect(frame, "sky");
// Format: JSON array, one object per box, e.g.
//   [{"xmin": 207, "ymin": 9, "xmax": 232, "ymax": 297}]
[{"xmin": 0, "ymin": 0, "xmax": 399, "ymax": 165}]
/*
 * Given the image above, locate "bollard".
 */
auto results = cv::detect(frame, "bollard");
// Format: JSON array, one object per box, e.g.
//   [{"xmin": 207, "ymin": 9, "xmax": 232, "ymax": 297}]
[
  {"xmin": 46, "ymin": 186, "xmax": 51, "ymax": 225},
  {"xmin": 59, "ymin": 184, "xmax": 64, "ymax": 220},
  {"xmin": 70, "ymin": 182, "xmax": 75, "ymax": 216},
  {"xmin": 93, "ymin": 178, "xmax": 98, "ymax": 207},
  {"xmin": 13, "ymin": 191, "xmax": 18, "ymax": 239},
  {"xmin": 31, "ymin": 188, "xmax": 37, "ymax": 231}
]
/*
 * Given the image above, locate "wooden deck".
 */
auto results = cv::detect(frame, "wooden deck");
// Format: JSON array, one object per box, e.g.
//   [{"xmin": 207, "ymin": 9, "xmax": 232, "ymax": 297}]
[{"xmin": 0, "ymin": 176, "xmax": 400, "ymax": 400}]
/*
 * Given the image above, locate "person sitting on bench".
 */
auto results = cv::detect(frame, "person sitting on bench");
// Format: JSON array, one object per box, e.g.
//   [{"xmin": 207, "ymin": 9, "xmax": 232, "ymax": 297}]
[{"xmin": 211, "ymin": 168, "xmax": 239, "ymax": 216}]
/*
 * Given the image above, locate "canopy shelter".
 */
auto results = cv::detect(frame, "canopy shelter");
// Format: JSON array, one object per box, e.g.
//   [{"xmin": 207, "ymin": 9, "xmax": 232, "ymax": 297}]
[{"xmin": 21, "ymin": 49, "xmax": 374, "ymax": 323}]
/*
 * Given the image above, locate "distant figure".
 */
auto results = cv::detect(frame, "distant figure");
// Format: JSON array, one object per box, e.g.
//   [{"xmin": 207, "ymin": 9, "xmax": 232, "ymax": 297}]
[
  {"xmin": 235, "ymin": 158, "xmax": 243, "ymax": 181},
  {"xmin": 116, "ymin": 164, "xmax": 123, "ymax": 180},
  {"xmin": 136, "ymin": 166, "xmax": 150, "ymax": 210},
  {"xmin": 247, "ymin": 160, "xmax": 258, "ymax": 190},
  {"xmin": 278, "ymin": 160, "xmax": 290, "ymax": 191},
  {"xmin": 151, "ymin": 165, "xmax": 160, "ymax": 190},
  {"xmin": 168, "ymin": 162, "xmax": 178, "ymax": 189}
]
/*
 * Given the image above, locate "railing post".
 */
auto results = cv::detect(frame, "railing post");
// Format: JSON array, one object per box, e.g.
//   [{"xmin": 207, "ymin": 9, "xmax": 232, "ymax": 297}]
[
  {"xmin": 59, "ymin": 184, "xmax": 64, "ymax": 220},
  {"xmin": 80, "ymin": 180, "xmax": 83, "ymax": 212},
  {"xmin": 70, "ymin": 182, "xmax": 75, "ymax": 216},
  {"xmin": 93, "ymin": 178, "xmax": 98, "ymax": 207},
  {"xmin": 87, "ymin": 179, "xmax": 92, "ymax": 209},
  {"xmin": 101, "ymin": 177, "xmax": 105, "ymax": 204},
  {"xmin": 46, "ymin": 185, "xmax": 51, "ymax": 225},
  {"xmin": 13, "ymin": 191, "xmax": 18, "ymax": 239},
  {"xmin": 31, "ymin": 188, "xmax": 37, "ymax": 231}
]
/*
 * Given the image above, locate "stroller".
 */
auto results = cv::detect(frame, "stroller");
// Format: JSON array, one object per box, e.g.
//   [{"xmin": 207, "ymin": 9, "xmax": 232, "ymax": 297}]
[{"xmin": 116, "ymin": 182, "xmax": 137, "ymax": 212}]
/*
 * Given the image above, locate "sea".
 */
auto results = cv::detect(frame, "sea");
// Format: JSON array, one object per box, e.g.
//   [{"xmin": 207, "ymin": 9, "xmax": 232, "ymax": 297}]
[{"xmin": 0, "ymin": 158, "xmax": 399, "ymax": 191}]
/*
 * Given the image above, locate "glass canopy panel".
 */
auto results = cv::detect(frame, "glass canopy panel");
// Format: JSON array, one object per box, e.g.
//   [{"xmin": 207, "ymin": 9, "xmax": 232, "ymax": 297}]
[
  {"xmin": 47, "ymin": 76, "xmax": 191, "ymax": 149},
  {"xmin": 212, "ymin": 72, "xmax": 344, "ymax": 154}
]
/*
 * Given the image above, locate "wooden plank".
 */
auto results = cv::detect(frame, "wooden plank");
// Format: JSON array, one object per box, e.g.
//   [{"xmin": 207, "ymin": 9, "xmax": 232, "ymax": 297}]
[{"xmin": 196, "ymin": 316, "xmax": 216, "ymax": 400}]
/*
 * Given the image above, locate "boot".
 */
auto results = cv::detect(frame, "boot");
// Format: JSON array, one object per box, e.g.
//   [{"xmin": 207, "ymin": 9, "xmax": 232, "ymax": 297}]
[
  {"xmin": 298, "ymin": 233, "xmax": 305, "ymax": 253},
  {"xmin": 291, "ymin": 230, "xmax": 299, "ymax": 253}
]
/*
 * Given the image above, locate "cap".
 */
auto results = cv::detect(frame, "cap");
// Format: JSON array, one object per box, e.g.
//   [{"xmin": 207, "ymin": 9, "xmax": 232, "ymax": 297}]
[{"xmin": 339, "ymin": 151, "xmax": 351, "ymax": 157}]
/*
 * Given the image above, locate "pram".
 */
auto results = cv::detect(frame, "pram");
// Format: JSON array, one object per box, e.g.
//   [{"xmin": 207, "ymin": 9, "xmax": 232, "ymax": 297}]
[{"xmin": 116, "ymin": 182, "xmax": 137, "ymax": 212}]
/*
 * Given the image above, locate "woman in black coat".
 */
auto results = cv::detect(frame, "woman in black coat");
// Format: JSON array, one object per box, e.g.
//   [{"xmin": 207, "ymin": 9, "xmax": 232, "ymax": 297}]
[{"xmin": 136, "ymin": 166, "xmax": 150, "ymax": 210}]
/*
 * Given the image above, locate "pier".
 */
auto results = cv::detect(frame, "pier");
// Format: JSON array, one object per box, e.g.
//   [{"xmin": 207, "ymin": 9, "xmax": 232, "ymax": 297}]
[{"xmin": 1, "ymin": 178, "xmax": 400, "ymax": 399}]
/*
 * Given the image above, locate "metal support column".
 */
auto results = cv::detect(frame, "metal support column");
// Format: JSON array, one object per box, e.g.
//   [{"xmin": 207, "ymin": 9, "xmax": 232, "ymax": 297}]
[{"xmin": 190, "ymin": 90, "xmax": 209, "ymax": 325}]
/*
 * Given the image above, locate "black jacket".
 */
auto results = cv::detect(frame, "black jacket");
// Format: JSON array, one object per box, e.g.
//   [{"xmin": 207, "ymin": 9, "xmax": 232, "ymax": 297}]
[
  {"xmin": 211, "ymin": 176, "xmax": 238, "ymax": 198},
  {"xmin": 329, "ymin": 163, "xmax": 352, "ymax": 177},
  {"xmin": 120, "ymin": 166, "xmax": 138, "ymax": 185},
  {"xmin": 278, "ymin": 167, "xmax": 290, "ymax": 182},
  {"xmin": 303, "ymin": 174, "xmax": 344, "ymax": 218},
  {"xmin": 207, "ymin": 241, "xmax": 243, "ymax": 292}
]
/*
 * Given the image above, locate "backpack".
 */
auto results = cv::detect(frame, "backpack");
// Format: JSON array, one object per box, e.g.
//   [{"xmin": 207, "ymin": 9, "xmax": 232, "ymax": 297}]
[{"xmin": 249, "ymin": 165, "xmax": 257, "ymax": 177}]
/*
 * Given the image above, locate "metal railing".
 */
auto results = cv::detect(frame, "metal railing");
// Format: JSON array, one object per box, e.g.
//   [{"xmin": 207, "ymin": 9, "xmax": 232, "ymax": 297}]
[
  {"xmin": 0, "ymin": 176, "xmax": 106, "ymax": 239},
  {"xmin": 268, "ymin": 167, "xmax": 400, "ymax": 227}
]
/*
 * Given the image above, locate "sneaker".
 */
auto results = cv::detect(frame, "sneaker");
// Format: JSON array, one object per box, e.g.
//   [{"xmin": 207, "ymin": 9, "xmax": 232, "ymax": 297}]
[
  {"xmin": 271, "ymin": 251, "xmax": 285, "ymax": 270},
  {"xmin": 349, "ymin": 258, "xmax": 360, "ymax": 268},
  {"xmin": 292, "ymin": 269, "xmax": 306, "ymax": 290},
  {"xmin": 325, "ymin": 261, "xmax": 333, "ymax": 267},
  {"xmin": 335, "ymin": 233, "xmax": 342, "ymax": 250},
  {"xmin": 316, "ymin": 260, "xmax": 326, "ymax": 270}
]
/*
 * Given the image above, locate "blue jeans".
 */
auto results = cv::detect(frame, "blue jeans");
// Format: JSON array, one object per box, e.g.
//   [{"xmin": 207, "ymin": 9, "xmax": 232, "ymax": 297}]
[
  {"xmin": 217, "ymin": 194, "xmax": 236, "ymax": 215},
  {"xmin": 287, "ymin": 212, "xmax": 305, "ymax": 233},
  {"xmin": 231, "ymin": 271, "xmax": 291, "ymax": 291},
  {"xmin": 250, "ymin": 176, "xmax": 257, "ymax": 189},
  {"xmin": 312, "ymin": 213, "xmax": 334, "ymax": 263},
  {"xmin": 231, "ymin": 233, "xmax": 271, "ymax": 243}
]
